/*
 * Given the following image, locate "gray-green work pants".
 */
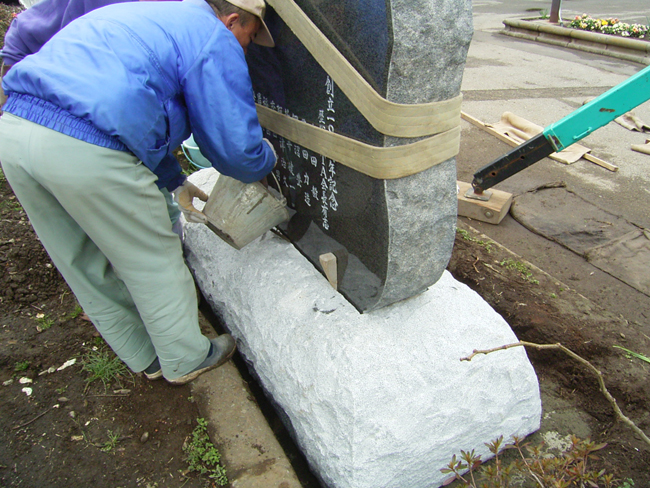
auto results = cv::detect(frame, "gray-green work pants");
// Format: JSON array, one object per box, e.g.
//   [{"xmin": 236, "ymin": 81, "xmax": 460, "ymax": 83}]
[{"xmin": 0, "ymin": 114, "xmax": 210, "ymax": 379}]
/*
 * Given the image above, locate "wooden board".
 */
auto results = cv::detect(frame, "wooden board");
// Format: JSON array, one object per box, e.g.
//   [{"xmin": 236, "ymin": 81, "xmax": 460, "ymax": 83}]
[
  {"xmin": 319, "ymin": 253, "xmax": 338, "ymax": 289},
  {"xmin": 461, "ymin": 111, "xmax": 618, "ymax": 172},
  {"xmin": 457, "ymin": 180, "xmax": 513, "ymax": 225}
]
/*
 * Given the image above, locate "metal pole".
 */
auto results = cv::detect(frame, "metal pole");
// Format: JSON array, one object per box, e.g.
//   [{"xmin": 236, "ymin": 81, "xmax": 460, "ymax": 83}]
[{"xmin": 549, "ymin": 0, "xmax": 562, "ymax": 23}]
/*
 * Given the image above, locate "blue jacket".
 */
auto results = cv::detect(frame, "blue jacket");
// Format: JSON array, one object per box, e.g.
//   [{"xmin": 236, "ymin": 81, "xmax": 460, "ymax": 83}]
[{"xmin": 2, "ymin": 0, "xmax": 275, "ymax": 190}]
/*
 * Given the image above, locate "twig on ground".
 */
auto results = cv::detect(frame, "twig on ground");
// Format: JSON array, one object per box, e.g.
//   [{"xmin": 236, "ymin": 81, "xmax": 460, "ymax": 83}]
[
  {"xmin": 91, "ymin": 393, "xmax": 131, "ymax": 397},
  {"xmin": 483, "ymin": 263, "xmax": 502, "ymax": 274},
  {"xmin": 461, "ymin": 340, "xmax": 650, "ymax": 447},
  {"xmin": 472, "ymin": 256, "xmax": 480, "ymax": 273},
  {"xmin": 12, "ymin": 406, "xmax": 55, "ymax": 430}
]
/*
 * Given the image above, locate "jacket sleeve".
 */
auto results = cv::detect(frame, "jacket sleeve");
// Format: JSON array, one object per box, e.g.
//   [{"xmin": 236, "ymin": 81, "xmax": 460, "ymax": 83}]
[
  {"xmin": 1, "ymin": 0, "xmax": 69, "ymax": 65},
  {"xmin": 1, "ymin": 0, "xmax": 134, "ymax": 66},
  {"xmin": 181, "ymin": 28, "xmax": 276, "ymax": 184}
]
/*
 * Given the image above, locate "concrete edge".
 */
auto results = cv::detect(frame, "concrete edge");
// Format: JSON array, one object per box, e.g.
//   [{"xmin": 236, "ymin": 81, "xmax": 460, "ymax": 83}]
[
  {"xmin": 501, "ymin": 18, "xmax": 650, "ymax": 66},
  {"xmin": 190, "ymin": 312, "xmax": 303, "ymax": 488}
]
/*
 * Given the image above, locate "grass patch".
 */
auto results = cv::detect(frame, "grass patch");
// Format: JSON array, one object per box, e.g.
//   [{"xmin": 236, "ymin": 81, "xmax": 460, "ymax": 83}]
[
  {"xmin": 456, "ymin": 228, "xmax": 493, "ymax": 253},
  {"xmin": 81, "ymin": 344, "xmax": 132, "ymax": 392},
  {"xmin": 499, "ymin": 258, "xmax": 539, "ymax": 284},
  {"xmin": 14, "ymin": 360, "xmax": 30, "ymax": 372},
  {"xmin": 183, "ymin": 418, "xmax": 228, "ymax": 486}
]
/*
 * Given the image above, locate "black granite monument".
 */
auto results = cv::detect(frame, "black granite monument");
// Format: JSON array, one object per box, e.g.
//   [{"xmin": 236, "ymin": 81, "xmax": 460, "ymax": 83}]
[{"xmin": 247, "ymin": 0, "xmax": 473, "ymax": 312}]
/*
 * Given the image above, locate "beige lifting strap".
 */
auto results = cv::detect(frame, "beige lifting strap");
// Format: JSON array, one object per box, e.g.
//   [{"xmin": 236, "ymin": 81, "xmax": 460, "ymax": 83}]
[
  {"xmin": 257, "ymin": 105, "xmax": 460, "ymax": 180},
  {"xmin": 257, "ymin": 0, "xmax": 462, "ymax": 179},
  {"xmin": 265, "ymin": 0, "xmax": 462, "ymax": 139}
]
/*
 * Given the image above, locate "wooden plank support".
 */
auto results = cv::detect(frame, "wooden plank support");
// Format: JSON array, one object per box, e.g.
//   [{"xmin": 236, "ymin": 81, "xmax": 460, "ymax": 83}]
[
  {"xmin": 457, "ymin": 180, "xmax": 513, "ymax": 225},
  {"xmin": 319, "ymin": 253, "xmax": 338, "ymax": 290},
  {"xmin": 461, "ymin": 111, "xmax": 618, "ymax": 172}
]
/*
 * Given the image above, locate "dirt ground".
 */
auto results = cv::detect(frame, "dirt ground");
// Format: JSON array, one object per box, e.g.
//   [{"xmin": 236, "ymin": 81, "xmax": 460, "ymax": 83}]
[
  {"xmin": 0, "ymin": 171, "xmax": 216, "ymax": 487},
  {"xmin": 448, "ymin": 221, "xmax": 650, "ymax": 484}
]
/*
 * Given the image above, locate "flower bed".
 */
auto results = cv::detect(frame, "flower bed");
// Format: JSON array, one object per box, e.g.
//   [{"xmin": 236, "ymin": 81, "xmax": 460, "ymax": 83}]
[{"xmin": 569, "ymin": 14, "xmax": 648, "ymax": 39}]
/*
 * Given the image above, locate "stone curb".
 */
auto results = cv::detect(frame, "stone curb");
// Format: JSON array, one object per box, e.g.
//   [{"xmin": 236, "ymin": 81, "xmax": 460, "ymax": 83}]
[
  {"xmin": 501, "ymin": 18, "xmax": 650, "ymax": 66},
  {"xmin": 191, "ymin": 362, "xmax": 303, "ymax": 488},
  {"xmin": 190, "ymin": 314, "xmax": 304, "ymax": 488}
]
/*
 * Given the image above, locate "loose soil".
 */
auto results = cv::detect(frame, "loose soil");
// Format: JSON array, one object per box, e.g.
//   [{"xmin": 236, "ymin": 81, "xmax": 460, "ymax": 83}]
[{"xmin": 0, "ymin": 171, "xmax": 214, "ymax": 487}]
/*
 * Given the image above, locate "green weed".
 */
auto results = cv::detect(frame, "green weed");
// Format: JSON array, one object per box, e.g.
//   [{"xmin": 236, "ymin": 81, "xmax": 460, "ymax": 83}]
[
  {"xmin": 35, "ymin": 313, "xmax": 54, "ymax": 331},
  {"xmin": 499, "ymin": 258, "xmax": 539, "ymax": 284},
  {"xmin": 456, "ymin": 228, "xmax": 493, "ymax": 253},
  {"xmin": 65, "ymin": 305, "xmax": 84, "ymax": 320},
  {"xmin": 0, "ymin": 198, "xmax": 22, "ymax": 212},
  {"xmin": 182, "ymin": 418, "xmax": 228, "ymax": 486},
  {"xmin": 100, "ymin": 430, "xmax": 121, "ymax": 453},
  {"xmin": 14, "ymin": 360, "xmax": 30, "ymax": 372},
  {"xmin": 81, "ymin": 345, "xmax": 132, "ymax": 391}
]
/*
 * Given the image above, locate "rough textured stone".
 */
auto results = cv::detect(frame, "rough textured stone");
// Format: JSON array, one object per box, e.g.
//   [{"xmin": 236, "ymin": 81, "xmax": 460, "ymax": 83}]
[
  {"xmin": 246, "ymin": 0, "xmax": 474, "ymax": 311},
  {"xmin": 184, "ymin": 169, "xmax": 541, "ymax": 488}
]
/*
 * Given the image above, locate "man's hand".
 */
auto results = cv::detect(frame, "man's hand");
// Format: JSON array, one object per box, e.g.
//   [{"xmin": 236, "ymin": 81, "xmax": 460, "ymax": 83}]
[
  {"xmin": 173, "ymin": 180, "xmax": 209, "ymax": 224},
  {"xmin": 263, "ymin": 138, "xmax": 278, "ymax": 167}
]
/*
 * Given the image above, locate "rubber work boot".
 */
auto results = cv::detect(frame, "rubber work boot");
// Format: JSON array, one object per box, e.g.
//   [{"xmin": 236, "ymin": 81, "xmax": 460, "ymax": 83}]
[
  {"xmin": 144, "ymin": 357, "xmax": 163, "ymax": 380},
  {"xmin": 167, "ymin": 334, "xmax": 236, "ymax": 385}
]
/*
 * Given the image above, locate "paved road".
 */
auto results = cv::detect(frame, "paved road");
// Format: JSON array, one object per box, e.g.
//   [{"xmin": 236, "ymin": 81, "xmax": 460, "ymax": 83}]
[{"xmin": 457, "ymin": 2, "xmax": 650, "ymax": 327}]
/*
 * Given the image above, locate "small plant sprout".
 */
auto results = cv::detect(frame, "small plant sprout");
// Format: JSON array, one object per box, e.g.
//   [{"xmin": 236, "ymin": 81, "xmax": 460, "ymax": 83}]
[
  {"xmin": 35, "ymin": 313, "xmax": 54, "ymax": 332},
  {"xmin": 499, "ymin": 258, "xmax": 539, "ymax": 284},
  {"xmin": 100, "ymin": 430, "xmax": 121, "ymax": 453},
  {"xmin": 613, "ymin": 345, "xmax": 650, "ymax": 364},
  {"xmin": 66, "ymin": 305, "xmax": 84, "ymax": 320},
  {"xmin": 456, "ymin": 228, "xmax": 493, "ymax": 253},
  {"xmin": 14, "ymin": 360, "xmax": 30, "ymax": 372},
  {"xmin": 182, "ymin": 418, "xmax": 228, "ymax": 486}
]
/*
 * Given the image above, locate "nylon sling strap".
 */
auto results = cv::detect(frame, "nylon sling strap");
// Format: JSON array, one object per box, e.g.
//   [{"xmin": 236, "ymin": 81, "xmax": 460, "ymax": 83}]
[
  {"xmin": 257, "ymin": 0, "xmax": 462, "ymax": 179},
  {"xmin": 257, "ymin": 105, "xmax": 460, "ymax": 180}
]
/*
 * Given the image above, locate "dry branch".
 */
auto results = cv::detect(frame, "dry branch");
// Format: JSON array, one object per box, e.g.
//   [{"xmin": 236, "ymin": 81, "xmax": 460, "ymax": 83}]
[{"xmin": 461, "ymin": 340, "xmax": 650, "ymax": 447}]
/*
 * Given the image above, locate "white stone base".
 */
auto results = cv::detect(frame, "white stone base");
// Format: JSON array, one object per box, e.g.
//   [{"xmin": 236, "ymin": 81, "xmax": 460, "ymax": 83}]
[{"xmin": 184, "ymin": 169, "xmax": 541, "ymax": 488}]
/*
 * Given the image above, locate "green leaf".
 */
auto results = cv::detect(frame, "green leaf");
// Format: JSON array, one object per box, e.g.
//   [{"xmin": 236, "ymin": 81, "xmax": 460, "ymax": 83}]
[{"xmin": 613, "ymin": 345, "xmax": 650, "ymax": 364}]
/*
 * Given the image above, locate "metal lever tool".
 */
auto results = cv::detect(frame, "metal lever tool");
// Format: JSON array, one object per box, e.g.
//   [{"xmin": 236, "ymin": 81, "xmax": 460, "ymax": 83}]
[{"xmin": 470, "ymin": 64, "xmax": 650, "ymax": 196}]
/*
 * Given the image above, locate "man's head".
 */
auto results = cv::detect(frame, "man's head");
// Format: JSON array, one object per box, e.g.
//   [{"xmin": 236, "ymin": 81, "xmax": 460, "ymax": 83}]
[{"xmin": 207, "ymin": 0, "xmax": 274, "ymax": 52}]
